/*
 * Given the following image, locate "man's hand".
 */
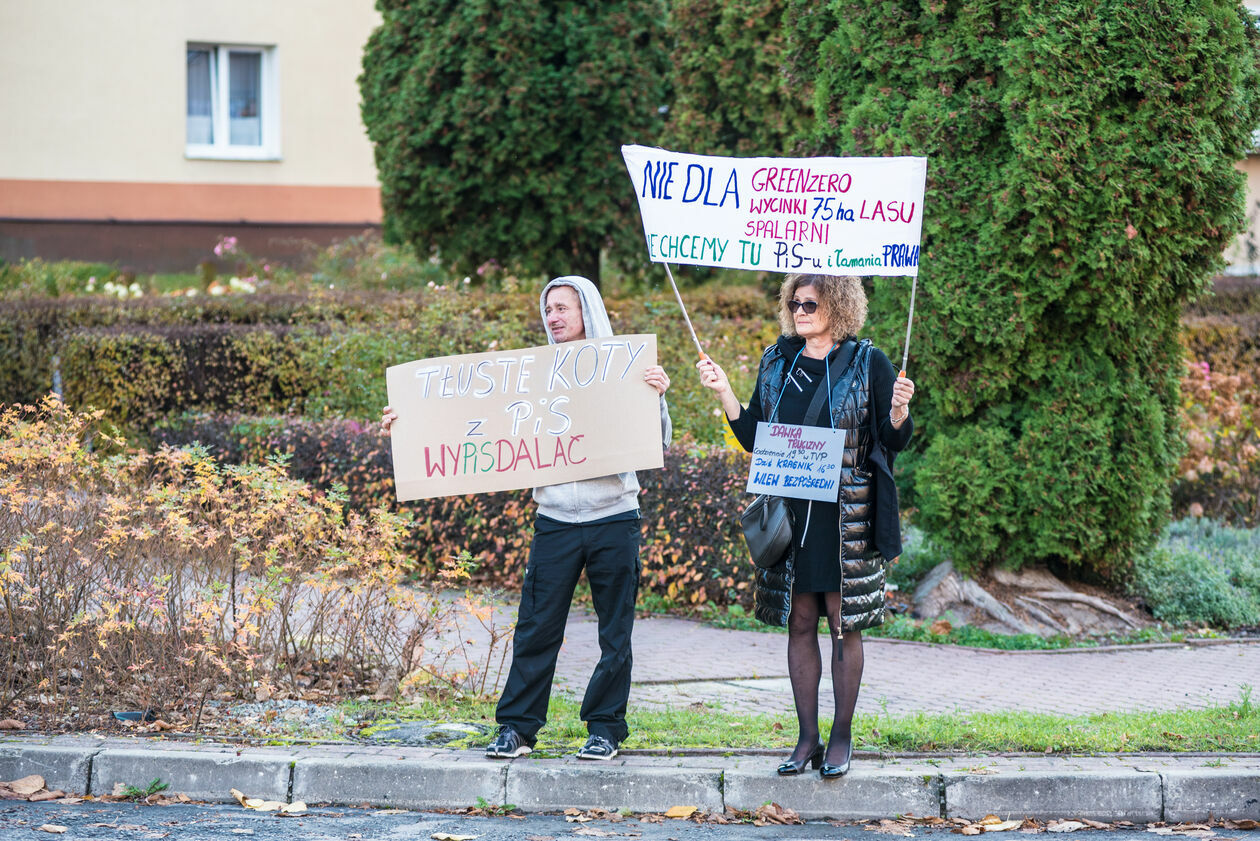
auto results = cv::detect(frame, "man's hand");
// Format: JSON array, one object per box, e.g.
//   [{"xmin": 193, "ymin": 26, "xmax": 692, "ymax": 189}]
[
  {"xmin": 380, "ymin": 405, "xmax": 398, "ymax": 437},
  {"xmin": 643, "ymin": 365, "xmax": 670, "ymax": 395}
]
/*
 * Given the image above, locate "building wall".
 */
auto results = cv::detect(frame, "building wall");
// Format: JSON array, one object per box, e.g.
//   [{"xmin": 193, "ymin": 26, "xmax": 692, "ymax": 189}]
[
  {"xmin": 0, "ymin": 0, "xmax": 381, "ymax": 230},
  {"xmin": 1223, "ymin": 154, "xmax": 1260, "ymax": 276}
]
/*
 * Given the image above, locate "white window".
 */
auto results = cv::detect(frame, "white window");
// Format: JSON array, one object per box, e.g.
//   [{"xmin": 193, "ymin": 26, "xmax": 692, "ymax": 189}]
[{"xmin": 186, "ymin": 44, "xmax": 280, "ymax": 160}]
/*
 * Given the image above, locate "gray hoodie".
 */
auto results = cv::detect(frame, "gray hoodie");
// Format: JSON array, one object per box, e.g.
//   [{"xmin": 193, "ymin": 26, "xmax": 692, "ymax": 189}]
[{"xmin": 534, "ymin": 276, "xmax": 673, "ymax": 523}]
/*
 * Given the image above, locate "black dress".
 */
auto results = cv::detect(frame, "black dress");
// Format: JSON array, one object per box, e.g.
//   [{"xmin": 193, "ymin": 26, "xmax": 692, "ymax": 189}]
[{"xmin": 727, "ymin": 344, "xmax": 904, "ymax": 594}]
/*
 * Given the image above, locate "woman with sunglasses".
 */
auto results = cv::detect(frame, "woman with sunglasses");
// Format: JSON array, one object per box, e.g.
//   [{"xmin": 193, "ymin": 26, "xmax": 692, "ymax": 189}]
[{"xmin": 697, "ymin": 273, "xmax": 914, "ymax": 779}]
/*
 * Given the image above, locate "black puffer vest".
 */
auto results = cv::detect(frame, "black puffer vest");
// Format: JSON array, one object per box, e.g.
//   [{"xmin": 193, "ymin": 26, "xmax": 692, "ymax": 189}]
[{"xmin": 752, "ymin": 338, "xmax": 887, "ymax": 632}]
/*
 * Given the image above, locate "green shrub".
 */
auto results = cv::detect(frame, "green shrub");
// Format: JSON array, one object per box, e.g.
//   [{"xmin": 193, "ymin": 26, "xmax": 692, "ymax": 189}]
[
  {"xmin": 1133, "ymin": 519, "xmax": 1260, "ymax": 628},
  {"xmin": 0, "ymin": 258, "xmax": 119, "ymax": 299},
  {"xmin": 802, "ymin": 0, "xmax": 1260, "ymax": 578},
  {"xmin": 59, "ymin": 324, "xmax": 315, "ymax": 430},
  {"xmin": 359, "ymin": 0, "xmax": 670, "ymax": 283},
  {"xmin": 310, "ymin": 231, "xmax": 448, "ymax": 291}
]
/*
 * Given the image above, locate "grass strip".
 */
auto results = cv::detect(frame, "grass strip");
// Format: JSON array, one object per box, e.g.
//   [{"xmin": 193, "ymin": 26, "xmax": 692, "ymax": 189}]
[{"xmin": 348, "ymin": 686, "xmax": 1258, "ymax": 755}]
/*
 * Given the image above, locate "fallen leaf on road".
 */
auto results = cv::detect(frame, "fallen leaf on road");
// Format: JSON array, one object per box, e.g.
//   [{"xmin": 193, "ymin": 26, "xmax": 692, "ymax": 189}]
[
  {"xmin": 36, "ymin": 826, "xmax": 67, "ymax": 835},
  {"xmin": 1224, "ymin": 822, "xmax": 1258, "ymax": 831},
  {"xmin": 1048, "ymin": 821, "xmax": 1087, "ymax": 833},
  {"xmin": 231, "ymin": 830, "xmax": 254, "ymax": 836},
  {"xmin": 0, "ymin": 719, "xmax": 25, "ymax": 730},
  {"xmin": 112, "ymin": 782, "xmax": 129, "ymax": 797},
  {"xmin": 526, "ymin": 837, "xmax": 556, "ymax": 841},
  {"xmin": 431, "ymin": 834, "xmax": 480, "ymax": 841},
  {"xmin": 754, "ymin": 803, "xmax": 803, "ymax": 826},
  {"xmin": 565, "ymin": 814, "xmax": 594, "ymax": 823},
  {"xmin": 982, "ymin": 821, "xmax": 1024, "ymax": 832},
  {"xmin": 1079, "ymin": 820, "xmax": 1112, "ymax": 830},
  {"xmin": 664, "ymin": 806, "xmax": 696, "ymax": 819},
  {"xmin": 961, "ymin": 825, "xmax": 983, "ymax": 835},
  {"xmin": 5, "ymin": 775, "xmax": 46, "ymax": 796},
  {"xmin": 574, "ymin": 829, "xmax": 616, "ymax": 838},
  {"xmin": 374, "ymin": 809, "xmax": 410, "ymax": 815},
  {"xmin": 150, "ymin": 720, "xmax": 176, "ymax": 732},
  {"xmin": 29, "ymin": 790, "xmax": 67, "ymax": 802}
]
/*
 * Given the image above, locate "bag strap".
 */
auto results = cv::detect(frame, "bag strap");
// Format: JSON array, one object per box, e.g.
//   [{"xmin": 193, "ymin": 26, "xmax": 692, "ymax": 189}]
[{"xmin": 800, "ymin": 339, "xmax": 858, "ymax": 428}]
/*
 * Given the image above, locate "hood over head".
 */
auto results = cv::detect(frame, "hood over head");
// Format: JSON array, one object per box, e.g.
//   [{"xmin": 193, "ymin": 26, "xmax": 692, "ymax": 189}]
[{"xmin": 540, "ymin": 276, "xmax": 613, "ymax": 343}]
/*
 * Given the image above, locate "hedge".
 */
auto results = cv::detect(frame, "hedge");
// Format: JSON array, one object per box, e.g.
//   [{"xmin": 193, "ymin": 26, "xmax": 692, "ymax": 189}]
[
  {"xmin": 156, "ymin": 413, "xmax": 753, "ymax": 605},
  {"xmin": 0, "ymin": 290, "xmax": 439, "ymax": 407},
  {"xmin": 18, "ymin": 286, "xmax": 776, "ymax": 442}
]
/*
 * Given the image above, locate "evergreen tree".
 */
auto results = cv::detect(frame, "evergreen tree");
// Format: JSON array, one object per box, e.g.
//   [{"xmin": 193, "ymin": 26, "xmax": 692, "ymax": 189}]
[
  {"xmin": 663, "ymin": 0, "xmax": 812, "ymax": 157},
  {"xmin": 359, "ymin": 0, "xmax": 669, "ymax": 284},
  {"xmin": 800, "ymin": 1, "xmax": 1260, "ymax": 576}
]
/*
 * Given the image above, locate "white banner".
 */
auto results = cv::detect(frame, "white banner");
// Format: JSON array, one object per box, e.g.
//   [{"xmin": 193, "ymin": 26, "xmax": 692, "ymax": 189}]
[
  {"xmin": 386, "ymin": 335, "xmax": 663, "ymax": 501},
  {"xmin": 747, "ymin": 422, "xmax": 846, "ymax": 502},
  {"xmin": 622, "ymin": 145, "xmax": 926, "ymax": 276}
]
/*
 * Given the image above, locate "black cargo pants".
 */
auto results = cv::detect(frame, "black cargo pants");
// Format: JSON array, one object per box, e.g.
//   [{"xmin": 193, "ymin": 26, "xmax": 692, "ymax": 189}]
[{"xmin": 495, "ymin": 511, "xmax": 641, "ymax": 744}]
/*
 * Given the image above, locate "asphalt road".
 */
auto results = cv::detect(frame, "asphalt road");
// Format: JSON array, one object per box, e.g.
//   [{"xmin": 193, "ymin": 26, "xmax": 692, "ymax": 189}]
[{"xmin": 2, "ymin": 802, "xmax": 1257, "ymax": 841}]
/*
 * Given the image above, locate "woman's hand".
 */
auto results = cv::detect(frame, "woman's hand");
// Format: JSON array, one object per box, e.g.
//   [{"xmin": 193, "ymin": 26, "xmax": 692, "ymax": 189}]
[
  {"xmin": 643, "ymin": 365, "xmax": 671, "ymax": 395},
  {"xmin": 890, "ymin": 375, "xmax": 915, "ymax": 426},
  {"xmin": 380, "ymin": 405, "xmax": 398, "ymax": 437},
  {"xmin": 696, "ymin": 357, "xmax": 732, "ymax": 396},
  {"xmin": 697, "ymin": 356, "xmax": 743, "ymax": 421}
]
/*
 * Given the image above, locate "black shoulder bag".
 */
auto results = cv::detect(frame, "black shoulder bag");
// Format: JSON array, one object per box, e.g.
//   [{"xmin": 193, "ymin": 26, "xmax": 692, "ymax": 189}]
[{"xmin": 740, "ymin": 341, "xmax": 856, "ymax": 569}]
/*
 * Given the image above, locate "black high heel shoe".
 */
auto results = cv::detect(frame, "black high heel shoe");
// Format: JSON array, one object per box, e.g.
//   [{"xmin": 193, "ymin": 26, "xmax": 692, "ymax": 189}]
[
  {"xmin": 776, "ymin": 740, "xmax": 824, "ymax": 776},
  {"xmin": 820, "ymin": 741, "xmax": 852, "ymax": 779}
]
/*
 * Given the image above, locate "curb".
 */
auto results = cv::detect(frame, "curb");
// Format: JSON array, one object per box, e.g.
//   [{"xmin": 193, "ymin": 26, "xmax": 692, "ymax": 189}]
[{"xmin": 2, "ymin": 737, "xmax": 1258, "ymax": 821}]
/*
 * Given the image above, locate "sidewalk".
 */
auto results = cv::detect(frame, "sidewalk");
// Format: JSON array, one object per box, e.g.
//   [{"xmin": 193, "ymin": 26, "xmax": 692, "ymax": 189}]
[
  {"xmin": 1, "ymin": 735, "xmax": 1257, "ymax": 821},
  {"xmin": 3, "ymin": 614, "xmax": 1258, "ymax": 821},
  {"xmin": 550, "ymin": 612, "xmax": 1259, "ymax": 717}
]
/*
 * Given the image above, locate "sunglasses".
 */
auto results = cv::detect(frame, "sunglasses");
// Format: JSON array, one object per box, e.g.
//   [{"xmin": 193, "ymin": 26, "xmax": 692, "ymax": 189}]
[{"xmin": 788, "ymin": 299, "xmax": 819, "ymax": 314}]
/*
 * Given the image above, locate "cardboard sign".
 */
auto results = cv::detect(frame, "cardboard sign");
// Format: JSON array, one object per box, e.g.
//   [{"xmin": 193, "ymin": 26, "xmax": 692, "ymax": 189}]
[
  {"xmin": 386, "ymin": 335, "xmax": 664, "ymax": 501},
  {"xmin": 622, "ymin": 144, "xmax": 926, "ymax": 276},
  {"xmin": 746, "ymin": 422, "xmax": 846, "ymax": 502}
]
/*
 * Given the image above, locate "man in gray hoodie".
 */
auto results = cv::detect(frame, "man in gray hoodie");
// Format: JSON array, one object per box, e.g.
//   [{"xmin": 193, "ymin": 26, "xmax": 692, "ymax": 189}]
[
  {"xmin": 486, "ymin": 276, "xmax": 672, "ymax": 761},
  {"xmin": 382, "ymin": 276, "xmax": 671, "ymax": 761}
]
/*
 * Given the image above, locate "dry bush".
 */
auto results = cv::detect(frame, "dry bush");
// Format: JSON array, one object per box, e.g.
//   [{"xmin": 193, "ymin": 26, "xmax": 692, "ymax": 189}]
[
  {"xmin": 1175, "ymin": 361, "xmax": 1260, "ymax": 526},
  {"xmin": 0, "ymin": 397, "xmax": 508, "ymax": 720}
]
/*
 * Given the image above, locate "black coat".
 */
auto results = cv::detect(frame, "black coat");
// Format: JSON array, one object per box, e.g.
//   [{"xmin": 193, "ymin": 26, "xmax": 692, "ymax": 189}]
[{"xmin": 733, "ymin": 336, "xmax": 912, "ymax": 628}]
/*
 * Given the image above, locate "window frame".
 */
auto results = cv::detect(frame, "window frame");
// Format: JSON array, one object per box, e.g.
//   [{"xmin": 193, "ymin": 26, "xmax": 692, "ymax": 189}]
[{"xmin": 185, "ymin": 42, "xmax": 281, "ymax": 161}]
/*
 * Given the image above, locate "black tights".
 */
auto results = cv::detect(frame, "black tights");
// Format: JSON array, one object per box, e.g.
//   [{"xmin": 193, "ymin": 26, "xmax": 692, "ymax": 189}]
[{"xmin": 786, "ymin": 591, "xmax": 864, "ymax": 766}]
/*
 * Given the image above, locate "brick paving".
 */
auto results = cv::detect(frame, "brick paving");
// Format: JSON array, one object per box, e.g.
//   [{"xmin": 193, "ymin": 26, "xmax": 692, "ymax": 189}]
[{"xmin": 536, "ymin": 612, "xmax": 1260, "ymax": 719}]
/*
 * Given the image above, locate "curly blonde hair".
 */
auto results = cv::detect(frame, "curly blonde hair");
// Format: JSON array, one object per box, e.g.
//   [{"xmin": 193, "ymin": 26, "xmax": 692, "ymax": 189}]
[{"xmin": 777, "ymin": 274, "xmax": 867, "ymax": 342}]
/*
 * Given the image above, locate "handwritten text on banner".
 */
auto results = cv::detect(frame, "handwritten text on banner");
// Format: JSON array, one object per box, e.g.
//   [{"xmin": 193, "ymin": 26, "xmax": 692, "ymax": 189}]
[
  {"xmin": 621, "ymin": 145, "xmax": 927, "ymax": 277},
  {"xmin": 386, "ymin": 335, "xmax": 664, "ymax": 501},
  {"xmin": 747, "ymin": 422, "xmax": 846, "ymax": 503}
]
